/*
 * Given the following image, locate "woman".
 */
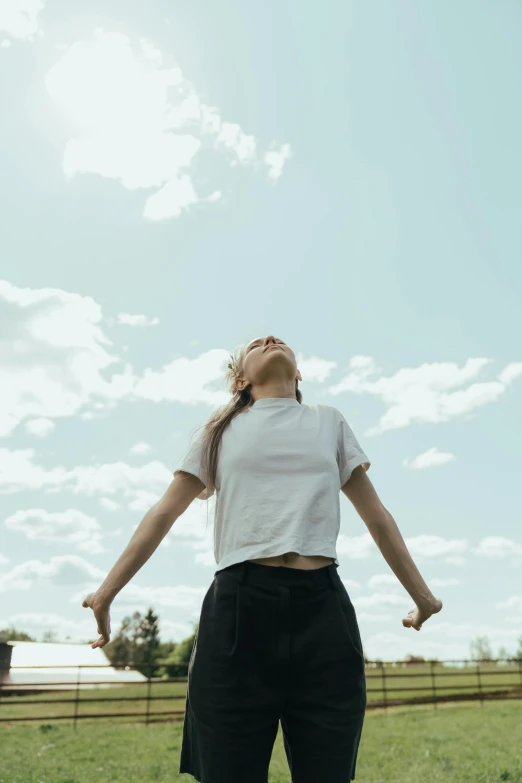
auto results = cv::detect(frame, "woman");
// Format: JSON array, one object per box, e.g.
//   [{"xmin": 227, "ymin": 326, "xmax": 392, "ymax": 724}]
[{"xmin": 82, "ymin": 334, "xmax": 443, "ymax": 782}]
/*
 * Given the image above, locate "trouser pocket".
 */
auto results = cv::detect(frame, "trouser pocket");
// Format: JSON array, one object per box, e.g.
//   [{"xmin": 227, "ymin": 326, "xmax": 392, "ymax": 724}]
[{"xmin": 332, "ymin": 580, "xmax": 365, "ymax": 666}]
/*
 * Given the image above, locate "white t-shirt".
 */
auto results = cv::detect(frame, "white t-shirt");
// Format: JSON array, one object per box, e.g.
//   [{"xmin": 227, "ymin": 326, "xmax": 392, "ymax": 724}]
[{"xmin": 174, "ymin": 398, "xmax": 370, "ymax": 571}]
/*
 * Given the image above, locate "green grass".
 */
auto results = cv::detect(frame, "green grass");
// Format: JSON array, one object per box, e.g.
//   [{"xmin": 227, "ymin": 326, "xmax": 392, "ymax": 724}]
[{"xmin": 1, "ymin": 700, "xmax": 521, "ymax": 782}]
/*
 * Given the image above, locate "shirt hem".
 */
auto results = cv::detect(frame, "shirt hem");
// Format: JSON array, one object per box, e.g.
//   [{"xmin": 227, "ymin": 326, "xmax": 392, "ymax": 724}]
[
  {"xmin": 340, "ymin": 455, "xmax": 371, "ymax": 488},
  {"xmin": 215, "ymin": 540, "xmax": 339, "ymax": 572}
]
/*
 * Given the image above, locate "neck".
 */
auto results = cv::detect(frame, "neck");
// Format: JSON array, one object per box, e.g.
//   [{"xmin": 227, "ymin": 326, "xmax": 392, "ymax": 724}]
[{"xmin": 251, "ymin": 381, "xmax": 297, "ymax": 401}]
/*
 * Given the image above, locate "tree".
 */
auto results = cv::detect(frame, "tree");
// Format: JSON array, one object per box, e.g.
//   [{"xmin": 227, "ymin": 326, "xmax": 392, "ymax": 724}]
[
  {"xmin": 497, "ymin": 645, "xmax": 509, "ymax": 664},
  {"xmin": 0, "ymin": 626, "xmax": 36, "ymax": 642},
  {"xmin": 469, "ymin": 635, "xmax": 493, "ymax": 662},
  {"xmin": 104, "ymin": 611, "xmax": 143, "ymax": 669},
  {"xmin": 157, "ymin": 627, "xmax": 198, "ymax": 679},
  {"xmin": 137, "ymin": 608, "xmax": 161, "ymax": 678},
  {"xmin": 102, "ymin": 608, "xmax": 163, "ymax": 677},
  {"xmin": 516, "ymin": 636, "xmax": 522, "ymax": 661}
]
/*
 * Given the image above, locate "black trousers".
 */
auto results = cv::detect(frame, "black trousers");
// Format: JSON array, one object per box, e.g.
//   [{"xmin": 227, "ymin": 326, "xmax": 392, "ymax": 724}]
[{"xmin": 179, "ymin": 560, "xmax": 367, "ymax": 783}]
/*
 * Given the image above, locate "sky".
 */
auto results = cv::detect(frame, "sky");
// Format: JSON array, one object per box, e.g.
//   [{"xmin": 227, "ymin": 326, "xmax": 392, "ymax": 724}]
[{"xmin": 1, "ymin": 0, "xmax": 521, "ymax": 663}]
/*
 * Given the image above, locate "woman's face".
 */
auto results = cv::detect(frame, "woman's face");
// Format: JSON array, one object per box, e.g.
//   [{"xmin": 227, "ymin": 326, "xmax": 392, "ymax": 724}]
[{"xmin": 238, "ymin": 335, "xmax": 302, "ymax": 390}]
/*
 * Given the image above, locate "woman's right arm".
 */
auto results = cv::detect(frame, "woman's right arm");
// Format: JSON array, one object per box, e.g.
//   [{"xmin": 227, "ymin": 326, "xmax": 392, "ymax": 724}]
[{"xmin": 82, "ymin": 471, "xmax": 205, "ymax": 648}]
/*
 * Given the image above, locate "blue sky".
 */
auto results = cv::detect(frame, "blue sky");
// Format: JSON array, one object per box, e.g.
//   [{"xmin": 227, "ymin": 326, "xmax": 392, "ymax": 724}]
[{"xmin": 1, "ymin": 0, "xmax": 521, "ymax": 662}]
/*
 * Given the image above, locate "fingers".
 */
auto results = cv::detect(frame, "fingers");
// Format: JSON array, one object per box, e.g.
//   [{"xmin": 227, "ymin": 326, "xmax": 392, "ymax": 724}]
[
  {"xmin": 403, "ymin": 613, "xmax": 423, "ymax": 631},
  {"xmin": 82, "ymin": 593, "xmax": 111, "ymax": 647},
  {"xmin": 95, "ymin": 620, "xmax": 110, "ymax": 644},
  {"xmin": 91, "ymin": 628, "xmax": 111, "ymax": 648}
]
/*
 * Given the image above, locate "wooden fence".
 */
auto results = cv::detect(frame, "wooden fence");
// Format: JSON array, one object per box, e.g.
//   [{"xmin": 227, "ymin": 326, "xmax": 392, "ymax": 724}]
[{"xmin": 1, "ymin": 658, "xmax": 521, "ymax": 729}]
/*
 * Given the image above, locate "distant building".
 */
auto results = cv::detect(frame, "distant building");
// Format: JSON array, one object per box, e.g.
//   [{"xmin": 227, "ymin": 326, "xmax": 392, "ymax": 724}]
[{"xmin": 0, "ymin": 638, "xmax": 147, "ymax": 695}]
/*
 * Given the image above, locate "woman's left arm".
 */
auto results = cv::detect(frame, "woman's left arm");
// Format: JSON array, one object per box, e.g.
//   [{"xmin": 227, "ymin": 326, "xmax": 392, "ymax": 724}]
[{"xmin": 342, "ymin": 467, "xmax": 443, "ymax": 630}]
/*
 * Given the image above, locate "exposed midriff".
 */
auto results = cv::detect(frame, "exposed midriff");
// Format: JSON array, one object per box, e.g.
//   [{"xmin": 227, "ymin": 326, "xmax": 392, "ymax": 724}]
[{"xmin": 248, "ymin": 551, "xmax": 334, "ymax": 570}]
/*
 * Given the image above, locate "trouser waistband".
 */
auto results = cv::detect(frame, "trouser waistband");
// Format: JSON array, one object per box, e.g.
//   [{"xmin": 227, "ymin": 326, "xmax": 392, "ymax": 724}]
[
  {"xmin": 217, "ymin": 560, "xmax": 340, "ymax": 667},
  {"xmin": 218, "ymin": 559, "xmax": 339, "ymax": 591}
]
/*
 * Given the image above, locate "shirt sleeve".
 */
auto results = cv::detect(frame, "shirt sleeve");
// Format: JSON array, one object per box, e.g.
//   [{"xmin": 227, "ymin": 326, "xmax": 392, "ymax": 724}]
[
  {"xmin": 335, "ymin": 409, "xmax": 371, "ymax": 487},
  {"xmin": 173, "ymin": 426, "xmax": 215, "ymax": 500}
]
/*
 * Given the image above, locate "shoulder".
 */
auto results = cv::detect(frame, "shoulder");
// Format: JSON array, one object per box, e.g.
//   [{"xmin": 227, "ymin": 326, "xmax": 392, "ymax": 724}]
[
  {"xmin": 303, "ymin": 403, "xmax": 343, "ymax": 426},
  {"xmin": 311, "ymin": 403, "xmax": 342, "ymax": 420}
]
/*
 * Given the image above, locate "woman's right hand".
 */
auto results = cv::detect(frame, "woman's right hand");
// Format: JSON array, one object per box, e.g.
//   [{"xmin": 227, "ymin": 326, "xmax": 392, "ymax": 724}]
[{"xmin": 82, "ymin": 589, "xmax": 115, "ymax": 649}]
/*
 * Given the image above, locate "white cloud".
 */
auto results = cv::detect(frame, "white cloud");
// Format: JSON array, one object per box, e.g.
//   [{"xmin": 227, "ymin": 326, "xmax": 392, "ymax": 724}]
[
  {"xmin": 130, "ymin": 442, "xmax": 152, "ymax": 455},
  {"xmin": 145, "ymin": 180, "xmax": 222, "ymax": 221},
  {"xmin": 0, "ymin": 279, "xmax": 241, "ymax": 436},
  {"xmin": 24, "ymin": 417, "xmax": 55, "ymax": 437},
  {"xmin": 472, "ymin": 537, "xmax": 522, "ymax": 558},
  {"xmin": 0, "ymin": 547, "xmax": 213, "ymax": 640},
  {"xmin": 4, "ymin": 508, "xmax": 106, "ymax": 554},
  {"xmin": 71, "ymin": 461, "xmax": 172, "ymax": 500},
  {"xmin": 0, "ymin": 447, "xmax": 69, "ymax": 491},
  {"xmin": 216, "ymin": 122, "xmax": 256, "ymax": 163},
  {"xmin": 406, "ymin": 535, "xmax": 468, "ymax": 559},
  {"xmin": 428, "ymin": 577, "xmax": 460, "ymax": 588},
  {"xmin": 117, "ymin": 313, "xmax": 159, "ymax": 327},
  {"xmin": 0, "ymin": 279, "xmax": 134, "ymax": 437},
  {"xmin": 0, "ymin": 551, "xmax": 10, "ymax": 565},
  {"xmin": 295, "ymin": 353, "xmax": 337, "ymax": 383},
  {"xmin": 0, "ymin": 608, "xmax": 196, "ymax": 645},
  {"xmin": 496, "ymin": 595, "xmax": 522, "ymax": 614},
  {"xmin": 354, "ymin": 592, "xmax": 411, "ymax": 610},
  {"xmin": 1, "ymin": 612, "xmax": 97, "ymax": 643},
  {"xmin": 357, "ymin": 612, "xmax": 392, "ymax": 624},
  {"xmin": 142, "ymin": 174, "xmax": 195, "ymax": 221},
  {"xmin": 44, "ymin": 30, "xmax": 291, "ymax": 221},
  {"xmin": 0, "ymin": 0, "xmax": 44, "ymax": 41},
  {"xmin": 99, "ymin": 497, "xmax": 121, "ymax": 511},
  {"xmin": 368, "ymin": 574, "xmax": 460, "ymax": 601},
  {"xmin": 337, "ymin": 532, "xmax": 468, "ymax": 562},
  {"xmin": 0, "ymin": 554, "xmax": 105, "ymax": 593},
  {"xmin": 445, "ymin": 556, "xmax": 467, "ymax": 566},
  {"xmin": 339, "ymin": 577, "xmax": 362, "ymax": 592},
  {"xmin": 498, "ymin": 363, "xmax": 522, "ymax": 384},
  {"xmin": 0, "ymin": 447, "xmax": 173, "ymax": 512},
  {"xmin": 367, "ymin": 573, "xmax": 398, "ymax": 590},
  {"xmin": 3, "ymin": 279, "xmax": 517, "ymax": 455},
  {"xmin": 337, "ymin": 532, "xmax": 377, "ymax": 559},
  {"xmin": 327, "ymin": 355, "xmax": 522, "ymax": 434},
  {"xmin": 264, "ymin": 143, "xmax": 291, "ymax": 180},
  {"xmin": 128, "ymin": 489, "xmax": 161, "ymax": 512},
  {"xmin": 131, "ymin": 348, "xmax": 231, "ymax": 405},
  {"xmin": 403, "ymin": 447, "xmax": 456, "ymax": 470}
]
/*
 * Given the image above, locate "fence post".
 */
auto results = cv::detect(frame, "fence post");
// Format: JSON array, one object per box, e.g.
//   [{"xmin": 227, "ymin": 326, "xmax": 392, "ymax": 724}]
[
  {"xmin": 476, "ymin": 661, "xmax": 484, "ymax": 708},
  {"xmin": 517, "ymin": 657, "xmax": 522, "ymax": 689},
  {"xmin": 73, "ymin": 665, "xmax": 81, "ymax": 731},
  {"xmin": 380, "ymin": 662, "xmax": 388, "ymax": 711},
  {"xmin": 145, "ymin": 659, "xmax": 152, "ymax": 727},
  {"xmin": 430, "ymin": 659, "xmax": 437, "ymax": 710}
]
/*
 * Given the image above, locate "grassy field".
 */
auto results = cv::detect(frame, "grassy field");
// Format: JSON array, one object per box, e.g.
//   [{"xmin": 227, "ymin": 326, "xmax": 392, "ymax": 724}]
[{"xmin": 1, "ymin": 700, "xmax": 521, "ymax": 782}]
